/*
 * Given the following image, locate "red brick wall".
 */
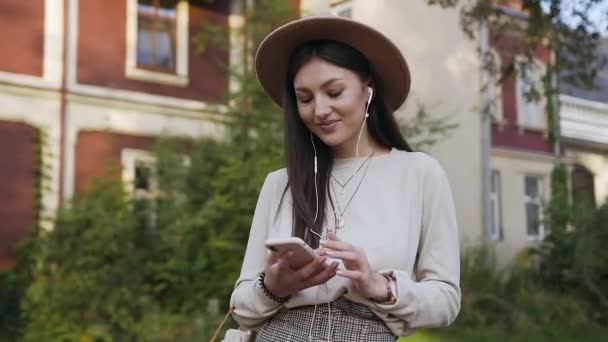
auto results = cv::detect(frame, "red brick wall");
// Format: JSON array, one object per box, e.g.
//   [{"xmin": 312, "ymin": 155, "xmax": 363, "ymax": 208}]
[
  {"xmin": 490, "ymin": 30, "xmax": 552, "ymax": 153},
  {"xmin": 0, "ymin": 121, "xmax": 37, "ymax": 268},
  {"xmin": 0, "ymin": 0, "xmax": 45, "ymax": 76},
  {"xmin": 76, "ymin": 0, "xmax": 230, "ymax": 102},
  {"xmin": 74, "ymin": 131, "xmax": 157, "ymax": 195}
]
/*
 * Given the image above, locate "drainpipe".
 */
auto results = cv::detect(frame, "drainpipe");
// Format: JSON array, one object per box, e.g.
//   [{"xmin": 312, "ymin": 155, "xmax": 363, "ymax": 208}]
[
  {"xmin": 57, "ymin": 0, "xmax": 69, "ymax": 205},
  {"xmin": 551, "ymin": 50, "xmax": 562, "ymax": 165},
  {"xmin": 480, "ymin": 19, "xmax": 493, "ymax": 242}
]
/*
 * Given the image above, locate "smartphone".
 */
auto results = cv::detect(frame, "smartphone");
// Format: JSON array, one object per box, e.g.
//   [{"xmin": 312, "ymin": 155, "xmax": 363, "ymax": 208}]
[{"xmin": 265, "ymin": 237, "xmax": 317, "ymax": 269}]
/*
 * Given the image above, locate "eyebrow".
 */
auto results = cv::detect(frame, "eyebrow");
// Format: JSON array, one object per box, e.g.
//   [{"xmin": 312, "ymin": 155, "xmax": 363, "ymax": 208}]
[{"xmin": 295, "ymin": 78, "xmax": 344, "ymax": 92}]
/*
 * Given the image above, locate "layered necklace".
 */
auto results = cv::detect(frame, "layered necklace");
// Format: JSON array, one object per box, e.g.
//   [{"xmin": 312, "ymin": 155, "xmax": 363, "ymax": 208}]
[{"xmin": 330, "ymin": 149, "xmax": 375, "ymax": 230}]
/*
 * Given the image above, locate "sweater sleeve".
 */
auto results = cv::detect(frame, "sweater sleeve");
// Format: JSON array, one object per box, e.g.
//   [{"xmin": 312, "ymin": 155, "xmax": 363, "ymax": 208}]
[
  {"xmin": 372, "ymin": 156, "xmax": 461, "ymax": 330},
  {"xmin": 230, "ymin": 171, "xmax": 285, "ymax": 329}
]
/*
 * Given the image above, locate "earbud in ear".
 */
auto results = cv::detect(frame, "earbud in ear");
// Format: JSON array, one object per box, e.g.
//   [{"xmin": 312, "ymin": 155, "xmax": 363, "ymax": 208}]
[{"xmin": 367, "ymin": 87, "xmax": 373, "ymax": 104}]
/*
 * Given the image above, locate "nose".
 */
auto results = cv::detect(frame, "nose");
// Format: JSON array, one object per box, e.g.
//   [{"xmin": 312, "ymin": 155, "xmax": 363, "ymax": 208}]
[{"xmin": 314, "ymin": 97, "xmax": 331, "ymax": 120}]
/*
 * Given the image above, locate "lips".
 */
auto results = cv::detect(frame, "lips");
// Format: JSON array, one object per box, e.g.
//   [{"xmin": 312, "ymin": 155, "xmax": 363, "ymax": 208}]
[{"xmin": 317, "ymin": 120, "xmax": 339, "ymax": 133}]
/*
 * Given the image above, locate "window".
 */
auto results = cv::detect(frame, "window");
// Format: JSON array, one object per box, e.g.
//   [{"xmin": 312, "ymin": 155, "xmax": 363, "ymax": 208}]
[
  {"xmin": 122, "ymin": 149, "xmax": 159, "ymax": 228},
  {"xmin": 330, "ymin": 0, "xmax": 353, "ymax": 18},
  {"xmin": 126, "ymin": 0, "xmax": 189, "ymax": 86},
  {"xmin": 489, "ymin": 170, "xmax": 503, "ymax": 241},
  {"xmin": 121, "ymin": 149, "xmax": 158, "ymax": 199},
  {"xmin": 571, "ymin": 164, "xmax": 596, "ymax": 208},
  {"xmin": 516, "ymin": 59, "xmax": 546, "ymax": 129},
  {"xmin": 524, "ymin": 175, "xmax": 545, "ymax": 240},
  {"xmin": 121, "ymin": 149, "xmax": 191, "ymax": 228},
  {"xmin": 137, "ymin": 0, "xmax": 177, "ymax": 71}
]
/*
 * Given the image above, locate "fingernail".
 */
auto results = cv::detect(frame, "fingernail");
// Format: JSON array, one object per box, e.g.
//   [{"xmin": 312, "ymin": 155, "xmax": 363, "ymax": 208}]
[
  {"xmin": 320, "ymin": 239, "xmax": 327, "ymax": 245},
  {"xmin": 336, "ymin": 270, "xmax": 344, "ymax": 276},
  {"xmin": 326, "ymin": 251, "xmax": 334, "ymax": 256}
]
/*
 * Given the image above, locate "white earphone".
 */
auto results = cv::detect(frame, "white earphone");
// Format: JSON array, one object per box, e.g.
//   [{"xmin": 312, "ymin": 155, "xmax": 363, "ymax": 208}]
[{"xmin": 365, "ymin": 87, "xmax": 373, "ymax": 118}]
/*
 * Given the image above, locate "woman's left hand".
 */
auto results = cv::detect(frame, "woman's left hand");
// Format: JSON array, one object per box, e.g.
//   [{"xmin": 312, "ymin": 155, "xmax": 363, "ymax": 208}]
[{"xmin": 319, "ymin": 231, "xmax": 388, "ymax": 301}]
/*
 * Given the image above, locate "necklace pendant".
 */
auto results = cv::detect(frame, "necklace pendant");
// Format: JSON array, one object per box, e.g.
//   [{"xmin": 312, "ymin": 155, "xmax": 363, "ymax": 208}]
[
  {"xmin": 338, "ymin": 188, "xmax": 345, "ymax": 196},
  {"xmin": 336, "ymin": 217, "xmax": 345, "ymax": 229}
]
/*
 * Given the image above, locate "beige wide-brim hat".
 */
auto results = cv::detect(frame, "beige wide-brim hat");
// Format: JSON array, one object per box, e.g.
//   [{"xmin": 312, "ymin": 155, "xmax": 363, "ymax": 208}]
[{"xmin": 255, "ymin": 15, "xmax": 411, "ymax": 110}]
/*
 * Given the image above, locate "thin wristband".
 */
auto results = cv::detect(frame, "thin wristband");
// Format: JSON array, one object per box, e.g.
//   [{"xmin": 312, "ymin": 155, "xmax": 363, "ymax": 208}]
[
  {"xmin": 258, "ymin": 272, "xmax": 291, "ymax": 304},
  {"xmin": 372, "ymin": 273, "xmax": 397, "ymax": 304}
]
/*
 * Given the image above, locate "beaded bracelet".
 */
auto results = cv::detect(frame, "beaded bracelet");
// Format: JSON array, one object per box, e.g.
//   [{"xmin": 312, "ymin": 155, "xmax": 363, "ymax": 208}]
[{"xmin": 258, "ymin": 272, "xmax": 291, "ymax": 304}]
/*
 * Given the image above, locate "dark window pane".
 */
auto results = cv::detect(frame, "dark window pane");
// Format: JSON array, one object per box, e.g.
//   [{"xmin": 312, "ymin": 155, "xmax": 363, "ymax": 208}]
[
  {"xmin": 160, "ymin": 0, "xmax": 176, "ymax": 10},
  {"xmin": 491, "ymin": 170, "xmax": 499, "ymax": 192},
  {"xmin": 136, "ymin": 0, "xmax": 176, "ymax": 71},
  {"xmin": 572, "ymin": 165, "xmax": 596, "ymax": 207},
  {"xmin": 490, "ymin": 201, "xmax": 498, "ymax": 233},
  {"xmin": 134, "ymin": 162, "xmax": 152, "ymax": 191},
  {"xmin": 137, "ymin": 17, "xmax": 155, "ymax": 66},
  {"xmin": 526, "ymin": 202, "xmax": 540, "ymax": 236},
  {"xmin": 525, "ymin": 176, "xmax": 538, "ymax": 197},
  {"xmin": 153, "ymin": 23, "xmax": 175, "ymax": 68}
]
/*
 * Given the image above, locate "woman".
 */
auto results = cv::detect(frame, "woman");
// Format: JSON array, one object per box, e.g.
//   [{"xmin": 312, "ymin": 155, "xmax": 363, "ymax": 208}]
[{"xmin": 230, "ymin": 15, "xmax": 460, "ymax": 341}]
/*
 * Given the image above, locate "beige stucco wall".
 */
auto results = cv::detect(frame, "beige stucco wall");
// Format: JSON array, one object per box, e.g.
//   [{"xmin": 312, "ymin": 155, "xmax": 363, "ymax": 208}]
[
  {"xmin": 300, "ymin": 0, "xmax": 486, "ymax": 246},
  {"xmin": 565, "ymin": 148, "xmax": 608, "ymax": 206},
  {"xmin": 491, "ymin": 149, "xmax": 554, "ymax": 263}
]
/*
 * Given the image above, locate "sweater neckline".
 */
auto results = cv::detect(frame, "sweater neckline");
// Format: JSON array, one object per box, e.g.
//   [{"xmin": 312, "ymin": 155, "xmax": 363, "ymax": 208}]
[{"xmin": 332, "ymin": 147, "xmax": 396, "ymax": 169}]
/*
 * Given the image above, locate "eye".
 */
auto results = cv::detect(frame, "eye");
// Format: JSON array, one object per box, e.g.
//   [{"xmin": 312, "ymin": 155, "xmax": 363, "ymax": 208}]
[
  {"xmin": 297, "ymin": 96, "xmax": 312, "ymax": 104},
  {"xmin": 327, "ymin": 90, "xmax": 343, "ymax": 98}
]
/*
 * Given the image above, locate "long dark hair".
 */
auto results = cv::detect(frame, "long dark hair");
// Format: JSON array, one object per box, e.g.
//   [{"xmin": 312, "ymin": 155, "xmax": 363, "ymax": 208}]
[{"xmin": 282, "ymin": 40, "xmax": 412, "ymax": 248}]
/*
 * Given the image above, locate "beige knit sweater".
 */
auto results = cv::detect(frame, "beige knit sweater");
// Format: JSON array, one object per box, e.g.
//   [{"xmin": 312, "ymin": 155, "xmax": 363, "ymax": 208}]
[{"xmin": 230, "ymin": 148, "xmax": 461, "ymax": 336}]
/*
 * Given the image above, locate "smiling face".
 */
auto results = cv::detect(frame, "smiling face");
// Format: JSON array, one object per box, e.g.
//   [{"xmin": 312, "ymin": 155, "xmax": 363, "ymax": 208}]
[{"xmin": 293, "ymin": 56, "xmax": 371, "ymax": 157}]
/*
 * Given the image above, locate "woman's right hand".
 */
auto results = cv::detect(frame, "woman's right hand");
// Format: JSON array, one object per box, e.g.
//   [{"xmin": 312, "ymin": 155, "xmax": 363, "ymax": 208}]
[{"xmin": 263, "ymin": 250, "xmax": 339, "ymax": 298}]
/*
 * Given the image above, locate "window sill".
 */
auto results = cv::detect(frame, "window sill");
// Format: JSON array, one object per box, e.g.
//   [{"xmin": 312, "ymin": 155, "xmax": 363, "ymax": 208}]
[
  {"xmin": 126, "ymin": 67, "xmax": 189, "ymax": 87},
  {"xmin": 526, "ymin": 235, "xmax": 544, "ymax": 243},
  {"xmin": 517, "ymin": 124, "xmax": 548, "ymax": 137}
]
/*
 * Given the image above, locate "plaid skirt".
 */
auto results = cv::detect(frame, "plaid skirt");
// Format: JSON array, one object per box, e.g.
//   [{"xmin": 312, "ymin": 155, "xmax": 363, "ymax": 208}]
[{"xmin": 254, "ymin": 297, "xmax": 396, "ymax": 342}]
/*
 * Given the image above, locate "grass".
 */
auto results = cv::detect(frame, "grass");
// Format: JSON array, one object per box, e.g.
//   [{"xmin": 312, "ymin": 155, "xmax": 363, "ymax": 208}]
[{"xmin": 398, "ymin": 326, "xmax": 608, "ymax": 342}]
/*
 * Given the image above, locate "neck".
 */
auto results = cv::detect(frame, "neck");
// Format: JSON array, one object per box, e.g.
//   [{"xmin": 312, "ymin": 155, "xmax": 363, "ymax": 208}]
[{"xmin": 333, "ymin": 127, "xmax": 379, "ymax": 159}]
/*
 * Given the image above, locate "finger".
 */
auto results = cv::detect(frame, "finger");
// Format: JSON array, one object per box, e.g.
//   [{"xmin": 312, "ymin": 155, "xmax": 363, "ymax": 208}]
[
  {"xmin": 306, "ymin": 262, "xmax": 339, "ymax": 286},
  {"xmin": 316, "ymin": 247, "xmax": 328, "ymax": 256},
  {"xmin": 325, "ymin": 250, "xmax": 359, "ymax": 262},
  {"xmin": 296, "ymin": 256, "xmax": 328, "ymax": 280},
  {"xmin": 274, "ymin": 257, "xmax": 292, "ymax": 273},
  {"xmin": 320, "ymin": 239, "xmax": 353, "ymax": 251},
  {"xmin": 336, "ymin": 269, "xmax": 363, "ymax": 280},
  {"xmin": 268, "ymin": 250, "xmax": 292, "ymax": 264}
]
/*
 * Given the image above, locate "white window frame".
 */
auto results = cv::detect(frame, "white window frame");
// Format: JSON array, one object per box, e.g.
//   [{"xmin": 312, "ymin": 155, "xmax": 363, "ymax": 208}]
[
  {"xmin": 489, "ymin": 170, "xmax": 503, "ymax": 241},
  {"xmin": 515, "ymin": 56, "xmax": 546, "ymax": 130},
  {"xmin": 125, "ymin": 0, "xmax": 190, "ymax": 87},
  {"xmin": 121, "ymin": 148, "xmax": 159, "ymax": 199},
  {"xmin": 329, "ymin": 0, "xmax": 353, "ymax": 18},
  {"xmin": 524, "ymin": 175, "xmax": 545, "ymax": 241}
]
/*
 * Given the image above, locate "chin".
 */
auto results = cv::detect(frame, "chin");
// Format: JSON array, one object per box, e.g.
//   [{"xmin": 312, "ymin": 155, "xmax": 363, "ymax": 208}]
[{"xmin": 317, "ymin": 133, "xmax": 344, "ymax": 147}]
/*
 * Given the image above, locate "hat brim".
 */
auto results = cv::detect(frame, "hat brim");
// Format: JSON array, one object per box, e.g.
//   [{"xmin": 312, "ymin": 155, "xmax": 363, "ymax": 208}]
[{"xmin": 255, "ymin": 16, "xmax": 411, "ymax": 110}]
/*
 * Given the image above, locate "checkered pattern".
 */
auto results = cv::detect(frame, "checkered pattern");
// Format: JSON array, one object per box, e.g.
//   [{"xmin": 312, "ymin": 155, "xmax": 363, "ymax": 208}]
[{"xmin": 254, "ymin": 297, "xmax": 396, "ymax": 341}]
